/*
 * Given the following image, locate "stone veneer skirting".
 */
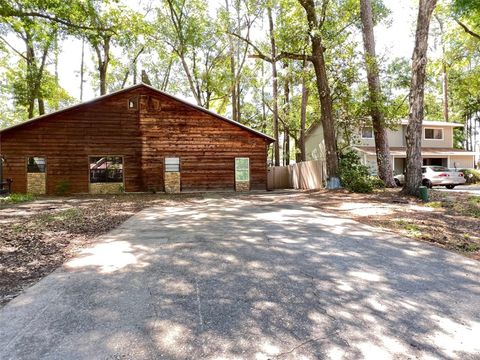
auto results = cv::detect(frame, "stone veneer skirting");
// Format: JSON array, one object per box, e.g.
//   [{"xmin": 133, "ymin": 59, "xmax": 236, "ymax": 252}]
[
  {"xmin": 235, "ymin": 181, "xmax": 250, "ymax": 192},
  {"xmin": 164, "ymin": 172, "xmax": 181, "ymax": 193},
  {"xmin": 27, "ymin": 173, "xmax": 46, "ymax": 194},
  {"xmin": 90, "ymin": 182, "xmax": 124, "ymax": 194}
]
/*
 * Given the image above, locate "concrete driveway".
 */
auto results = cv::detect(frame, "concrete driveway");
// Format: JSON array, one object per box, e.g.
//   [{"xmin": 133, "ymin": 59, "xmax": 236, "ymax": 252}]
[{"xmin": 1, "ymin": 193, "xmax": 479, "ymax": 359}]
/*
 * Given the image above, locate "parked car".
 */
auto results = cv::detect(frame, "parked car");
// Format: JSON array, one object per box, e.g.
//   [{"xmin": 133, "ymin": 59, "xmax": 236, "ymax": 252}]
[{"xmin": 394, "ymin": 166, "xmax": 466, "ymax": 189}]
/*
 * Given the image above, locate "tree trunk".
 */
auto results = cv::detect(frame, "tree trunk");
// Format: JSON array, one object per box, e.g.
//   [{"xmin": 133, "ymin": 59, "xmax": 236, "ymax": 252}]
[
  {"xmin": 435, "ymin": 15, "xmax": 449, "ymax": 122},
  {"xmin": 261, "ymin": 62, "xmax": 267, "ymax": 134},
  {"xmin": 93, "ymin": 36, "xmax": 111, "ymax": 96},
  {"xmin": 268, "ymin": 6, "xmax": 280, "ymax": 166},
  {"xmin": 225, "ymin": 0, "xmax": 238, "ymax": 122},
  {"xmin": 403, "ymin": 0, "xmax": 438, "ymax": 196},
  {"xmin": 25, "ymin": 38, "xmax": 36, "ymax": 119},
  {"xmin": 38, "ymin": 98, "xmax": 45, "ymax": 115},
  {"xmin": 99, "ymin": 65, "xmax": 107, "ymax": 95},
  {"xmin": 299, "ymin": 66, "xmax": 308, "ymax": 162},
  {"xmin": 236, "ymin": 81, "xmax": 241, "ymax": 123},
  {"xmin": 285, "ymin": 129, "xmax": 290, "ymax": 165},
  {"xmin": 442, "ymin": 62, "xmax": 449, "ymax": 122},
  {"xmin": 141, "ymin": 70, "xmax": 152, "ymax": 85},
  {"xmin": 80, "ymin": 38, "xmax": 85, "ymax": 101},
  {"xmin": 283, "ymin": 61, "xmax": 291, "ymax": 165},
  {"xmin": 360, "ymin": 0, "xmax": 396, "ymax": 187},
  {"xmin": 298, "ymin": 0, "xmax": 339, "ymax": 179}
]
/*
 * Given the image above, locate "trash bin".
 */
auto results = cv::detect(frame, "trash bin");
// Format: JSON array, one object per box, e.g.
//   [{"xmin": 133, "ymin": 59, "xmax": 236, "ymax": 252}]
[
  {"xmin": 326, "ymin": 177, "xmax": 341, "ymax": 189},
  {"xmin": 418, "ymin": 185, "xmax": 428, "ymax": 202}
]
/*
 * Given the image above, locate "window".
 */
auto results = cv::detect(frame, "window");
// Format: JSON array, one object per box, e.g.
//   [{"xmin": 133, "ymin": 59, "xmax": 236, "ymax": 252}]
[
  {"xmin": 424, "ymin": 128, "xmax": 443, "ymax": 140},
  {"xmin": 27, "ymin": 157, "xmax": 46, "ymax": 173},
  {"xmin": 89, "ymin": 156, "xmax": 123, "ymax": 183},
  {"xmin": 361, "ymin": 126, "xmax": 374, "ymax": 139},
  {"xmin": 430, "ymin": 166, "xmax": 449, "ymax": 172},
  {"xmin": 128, "ymin": 96, "xmax": 138, "ymax": 110},
  {"xmin": 165, "ymin": 157, "xmax": 180, "ymax": 172},
  {"xmin": 235, "ymin": 157, "xmax": 250, "ymax": 182}
]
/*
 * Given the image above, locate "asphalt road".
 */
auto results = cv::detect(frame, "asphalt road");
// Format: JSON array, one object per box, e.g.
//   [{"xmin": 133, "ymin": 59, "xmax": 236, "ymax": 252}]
[
  {"xmin": 1, "ymin": 193, "xmax": 479, "ymax": 359},
  {"xmin": 435, "ymin": 185, "xmax": 480, "ymax": 196}
]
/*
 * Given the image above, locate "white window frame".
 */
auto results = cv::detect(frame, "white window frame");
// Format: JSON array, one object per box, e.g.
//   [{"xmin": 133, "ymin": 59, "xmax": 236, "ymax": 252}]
[
  {"xmin": 165, "ymin": 157, "xmax": 180, "ymax": 172},
  {"xmin": 423, "ymin": 127, "xmax": 444, "ymax": 141},
  {"xmin": 235, "ymin": 157, "xmax": 250, "ymax": 182},
  {"xmin": 361, "ymin": 126, "xmax": 374, "ymax": 139}
]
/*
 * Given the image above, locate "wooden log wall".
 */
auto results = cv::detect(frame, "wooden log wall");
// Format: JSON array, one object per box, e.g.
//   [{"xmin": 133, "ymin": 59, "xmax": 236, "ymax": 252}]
[
  {"xmin": 139, "ymin": 88, "xmax": 268, "ymax": 192},
  {"xmin": 0, "ymin": 89, "xmax": 143, "ymax": 194},
  {"xmin": 0, "ymin": 85, "xmax": 270, "ymax": 194}
]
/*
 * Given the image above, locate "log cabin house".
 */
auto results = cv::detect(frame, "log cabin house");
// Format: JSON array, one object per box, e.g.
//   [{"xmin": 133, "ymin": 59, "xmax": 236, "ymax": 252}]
[{"xmin": 0, "ymin": 83, "xmax": 274, "ymax": 195}]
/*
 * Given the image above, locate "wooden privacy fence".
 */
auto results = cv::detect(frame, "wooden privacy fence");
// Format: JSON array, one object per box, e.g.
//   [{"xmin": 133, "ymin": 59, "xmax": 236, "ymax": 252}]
[{"xmin": 267, "ymin": 160, "xmax": 326, "ymax": 190}]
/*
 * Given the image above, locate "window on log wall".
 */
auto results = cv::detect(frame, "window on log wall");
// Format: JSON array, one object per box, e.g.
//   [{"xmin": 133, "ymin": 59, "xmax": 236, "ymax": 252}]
[
  {"xmin": 235, "ymin": 158, "xmax": 250, "ymax": 182},
  {"xmin": 27, "ymin": 157, "xmax": 46, "ymax": 173},
  {"xmin": 89, "ymin": 156, "xmax": 123, "ymax": 183}
]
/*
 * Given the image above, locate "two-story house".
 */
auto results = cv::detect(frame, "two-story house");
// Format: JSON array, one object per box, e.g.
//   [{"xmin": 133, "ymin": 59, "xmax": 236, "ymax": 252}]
[{"xmin": 305, "ymin": 120, "xmax": 477, "ymax": 175}]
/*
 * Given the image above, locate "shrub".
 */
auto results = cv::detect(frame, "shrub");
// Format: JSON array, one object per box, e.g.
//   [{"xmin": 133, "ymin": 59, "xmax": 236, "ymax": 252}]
[
  {"xmin": 338, "ymin": 149, "xmax": 385, "ymax": 193},
  {"xmin": 0, "ymin": 193, "xmax": 34, "ymax": 203},
  {"xmin": 55, "ymin": 179, "xmax": 71, "ymax": 195},
  {"xmin": 460, "ymin": 169, "xmax": 480, "ymax": 184},
  {"xmin": 368, "ymin": 176, "xmax": 385, "ymax": 189}
]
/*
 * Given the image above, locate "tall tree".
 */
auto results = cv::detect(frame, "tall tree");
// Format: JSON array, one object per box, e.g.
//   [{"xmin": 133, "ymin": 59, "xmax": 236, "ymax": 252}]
[
  {"xmin": 434, "ymin": 14, "xmax": 449, "ymax": 122},
  {"xmin": 158, "ymin": 0, "xmax": 228, "ymax": 109},
  {"xmin": 403, "ymin": 0, "xmax": 438, "ymax": 196},
  {"xmin": 77, "ymin": 1, "xmax": 138, "ymax": 95},
  {"xmin": 452, "ymin": 0, "xmax": 480, "ymax": 40},
  {"xmin": 359, "ymin": 0, "xmax": 396, "ymax": 187},
  {"xmin": 223, "ymin": 0, "xmax": 255, "ymax": 122},
  {"xmin": 298, "ymin": 0, "xmax": 339, "ymax": 180},
  {"xmin": 0, "ymin": 13, "xmax": 58, "ymax": 118},
  {"xmin": 267, "ymin": 6, "xmax": 281, "ymax": 166},
  {"xmin": 299, "ymin": 60, "xmax": 309, "ymax": 162}
]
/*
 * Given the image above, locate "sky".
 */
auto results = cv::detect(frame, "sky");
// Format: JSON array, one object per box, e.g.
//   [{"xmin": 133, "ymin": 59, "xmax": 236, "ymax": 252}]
[{"xmin": 52, "ymin": 0, "xmax": 418, "ymax": 104}]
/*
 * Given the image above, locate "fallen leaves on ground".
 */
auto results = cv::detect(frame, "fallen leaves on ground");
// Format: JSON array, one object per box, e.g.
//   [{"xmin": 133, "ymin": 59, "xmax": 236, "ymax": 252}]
[
  {"xmin": 0, "ymin": 194, "xmax": 199, "ymax": 306},
  {"xmin": 307, "ymin": 189, "xmax": 480, "ymax": 260}
]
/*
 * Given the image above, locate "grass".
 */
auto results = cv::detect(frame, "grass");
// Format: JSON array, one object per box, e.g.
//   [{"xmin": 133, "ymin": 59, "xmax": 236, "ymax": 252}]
[
  {"xmin": 36, "ymin": 208, "xmax": 84, "ymax": 225},
  {"xmin": 468, "ymin": 196, "xmax": 480, "ymax": 205},
  {"xmin": 425, "ymin": 201, "xmax": 443, "ymax": 208},
  {"xmin": 458, "ymin": 243, "xmax": 480, "ymax": 252},
  {"xmin": 451, "ymin": 196, "xmax": 480, "ymax": 218},
  {"xmin": 395, "ymin": 219, "xmax": 423, "ymax": 238},
  {"xmin": 0, "ymin": 193, "xmax": 34, "ymax": 204},
  {"xmin": 424, "ymin": 194, "xmax": 480, "ymax": 218}
]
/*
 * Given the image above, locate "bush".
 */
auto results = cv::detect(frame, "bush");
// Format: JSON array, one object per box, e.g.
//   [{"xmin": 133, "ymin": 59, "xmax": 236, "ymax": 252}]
[
  {"xmin": 368, "ymin": 176, "xmax": 386, "ymax": 189},
  {"xmin": 460, "ymin": 169, "xmax": 480, "ymax": 184},
  {"xmin": 55, "ymin": 179, "xmax": 71, "ymax": 195},
  {"xmin": 0, "ymin": 193, "xmax": 34, "ymax": 203},
  {"xmin": 338, "ymin": 149, "xmax": 385, "ymax": 193}
]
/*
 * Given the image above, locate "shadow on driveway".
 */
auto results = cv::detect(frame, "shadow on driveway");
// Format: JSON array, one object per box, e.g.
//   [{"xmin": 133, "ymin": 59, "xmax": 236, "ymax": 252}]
[{"xmin": 0, "ymin": 192, "xmax": 479, "ymax": 359}]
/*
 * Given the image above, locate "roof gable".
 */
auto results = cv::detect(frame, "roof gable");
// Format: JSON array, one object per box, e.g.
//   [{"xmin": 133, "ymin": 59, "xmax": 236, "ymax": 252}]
[{"xmin": 0, "ymin": 83, "xmax": 275, "ymax": 143}]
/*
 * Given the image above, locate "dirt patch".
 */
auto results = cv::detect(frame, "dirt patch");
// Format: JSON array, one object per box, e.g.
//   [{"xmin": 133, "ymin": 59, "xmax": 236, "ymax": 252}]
[
  {"xmin": 0, "ymin": 193, "xmax": 201, "ymax": 306},
  {"xmin": 305, "ymin": 189, "xmax": 480, "ymax": 260}
]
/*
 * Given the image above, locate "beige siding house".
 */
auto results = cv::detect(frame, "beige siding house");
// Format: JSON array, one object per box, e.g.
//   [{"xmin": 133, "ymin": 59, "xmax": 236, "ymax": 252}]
[{"xmin": 305, "ymin": 120, "xmax": 477, "ymax": 174}]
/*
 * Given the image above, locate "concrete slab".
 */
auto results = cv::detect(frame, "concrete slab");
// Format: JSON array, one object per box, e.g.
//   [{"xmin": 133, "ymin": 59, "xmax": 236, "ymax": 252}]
[{"xmin": 0, "ymin": 193, "xmax": 479, "ymax": 359}]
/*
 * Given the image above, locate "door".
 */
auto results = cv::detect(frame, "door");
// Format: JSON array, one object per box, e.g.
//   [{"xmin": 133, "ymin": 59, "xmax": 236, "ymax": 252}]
[{"xmin": 27, "ymin": 157, "xmax": 46, "ymax": 194}]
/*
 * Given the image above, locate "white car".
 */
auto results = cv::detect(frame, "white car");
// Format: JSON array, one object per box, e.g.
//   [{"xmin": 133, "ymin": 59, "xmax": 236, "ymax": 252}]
[{"xmin": 394, "ymin": 166, "xmax": 466, "ymax": 189}]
